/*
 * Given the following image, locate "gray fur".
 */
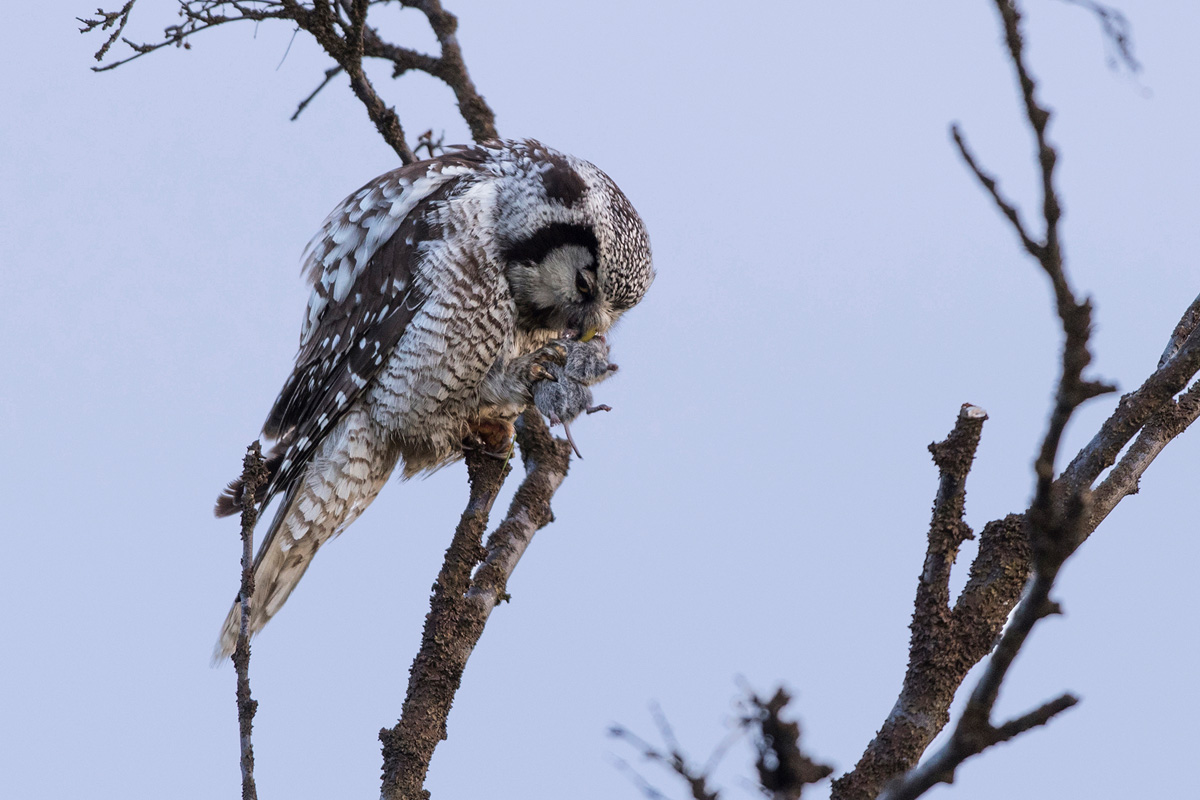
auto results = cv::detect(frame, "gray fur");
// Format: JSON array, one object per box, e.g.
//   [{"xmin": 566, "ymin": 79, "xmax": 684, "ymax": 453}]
[{"xmin": 532, "ymin": 338, "xmax": 618, "ymax": 459}]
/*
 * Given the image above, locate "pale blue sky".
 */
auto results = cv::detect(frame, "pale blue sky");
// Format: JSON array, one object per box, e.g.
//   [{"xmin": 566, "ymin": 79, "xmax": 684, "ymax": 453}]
[{"xmin": 2, "ymin": 2, "xmax": 1197, "ymax": 798}]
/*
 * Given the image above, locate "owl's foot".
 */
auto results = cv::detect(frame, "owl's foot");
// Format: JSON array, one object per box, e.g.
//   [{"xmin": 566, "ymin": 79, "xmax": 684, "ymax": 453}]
[
  {"xmin": 464, "ymin": 418, "xmax": 516, "ymax": 458},
  {"xmin": 510, "ymin": 342, "xmax": 569, "ymax": 390}
]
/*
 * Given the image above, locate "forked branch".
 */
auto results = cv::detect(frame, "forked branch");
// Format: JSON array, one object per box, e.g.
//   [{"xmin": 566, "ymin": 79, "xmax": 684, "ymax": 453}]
[
  {"xmin": 379, "ymin": 411, "xmax": 572, "ymax": 800},
  {"xmin": 831, "ymin": 2, "xmax": 1200, "ymax": 797},
  {"xmin": 80, "ymin": 0, "xmax": 497, "ymax": 162}
]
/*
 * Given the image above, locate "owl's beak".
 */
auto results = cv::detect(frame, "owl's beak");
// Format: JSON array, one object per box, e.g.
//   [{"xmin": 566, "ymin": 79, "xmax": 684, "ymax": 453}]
[{"xmin": 578, "ymin": 327, "xmax": 599, "ymax": 342}]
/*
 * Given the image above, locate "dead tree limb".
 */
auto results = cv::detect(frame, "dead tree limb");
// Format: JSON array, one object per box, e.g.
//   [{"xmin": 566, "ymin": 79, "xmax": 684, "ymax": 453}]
[
  {"xmin": 233, "ymin": 441, "xmax": 269, "ymax": 800},
  {"xmin": 80, "ymin": 1, "xmax": 497, "ymax": 162},
  {"xmin": 378, "ymin": 411, "xmax": 572, "ymax": 800},
  {"xmin": 831, "ymin": 2, "xmax": 1200, "ymax": 797}
]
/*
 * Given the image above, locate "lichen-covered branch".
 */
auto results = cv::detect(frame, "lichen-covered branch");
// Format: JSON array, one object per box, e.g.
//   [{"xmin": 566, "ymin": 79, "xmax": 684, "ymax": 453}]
[
  {"xmin": 80, "ymin": 0, "xmax": 497, "ymax": 162},
  {"xmin": 829, "ymin": 407, "xmax": 1030, "ymax": 800},
  {"xmin": 378, "ymin": 411, "xmax": 572, "ymax": 800},
  {"xmin": 831, "ymin": 3, "xmax": 1200, "ymax": 798}
]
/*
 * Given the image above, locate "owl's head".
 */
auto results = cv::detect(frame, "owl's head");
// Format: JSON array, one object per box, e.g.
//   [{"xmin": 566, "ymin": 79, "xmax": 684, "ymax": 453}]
[{"xmin": 495, "ymin": 141, "xmax": 654, "ymax": 339}]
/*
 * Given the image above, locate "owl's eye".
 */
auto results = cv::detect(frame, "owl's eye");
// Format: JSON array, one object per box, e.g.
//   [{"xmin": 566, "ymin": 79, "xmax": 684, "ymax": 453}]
[{"xmin": 575, "ymin": 270, "xmax": 592, "ymax": 298}]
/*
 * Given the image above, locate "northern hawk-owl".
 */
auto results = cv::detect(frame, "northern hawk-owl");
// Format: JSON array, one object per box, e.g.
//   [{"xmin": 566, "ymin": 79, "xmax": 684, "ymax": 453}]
[{"xmin": 213, "ymin": 139, "xmax": 653, "ymax": 659}]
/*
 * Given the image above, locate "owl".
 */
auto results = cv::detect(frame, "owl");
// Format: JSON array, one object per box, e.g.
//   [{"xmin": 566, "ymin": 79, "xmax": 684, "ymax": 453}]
[{"xmin": 212, "ymin": 139, "xmax": 653, "ymax": 660}]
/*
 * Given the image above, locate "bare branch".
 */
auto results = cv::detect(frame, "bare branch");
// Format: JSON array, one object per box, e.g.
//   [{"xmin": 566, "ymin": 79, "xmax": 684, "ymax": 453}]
[
  {"xmin": 950, "ymin": 127, "xmax": 1042, "ymax": 258},
  {"xmin": 290, "ymin": 65, "xmax": 343, "ymax": 121},
  {"xmin": 1158, "ymin": 292, "xmax": 1200, "ymax": 369},
  {"xmin": 413, "ymin": 129, "xmax": 446, "ymax": 159},
  {"xmin": 85, "ymin": 3, "xmax": 291, "ymax": 73},
  {"xmin": 1059, "ymin": 311, "xmax": 1200, "ymax": 502},
  {"xmin": 831, "ymin": 3, "xmax": 1173, "ymax": 797},
  {"xmin": 745, "ymin": 689, "xmax": 833, "ymax": 800},
  {"xmin": 233, "ymin": 441, "xmax": 269, "ymax": 800},
  {"xmin": 342, "ymin": 64, "xmax": 417, "ymax": 162},
  {"xmin": 402, "ymin": 0, "xmax": 497, "ymax": 142},
  {"xmin": 1088, "ymin": 378, "xmax": 1200, "ymax": 529},
  {"xmin": 878, "ymin": 690, "xmax": 1077, "ymax": 800},
  {"xmin": 77, "ymin": 0, "xmax": 137, "ymax": 62},
  {"xmin": 921, "ymin": 403, "xmax": 987, "ymax": 608},
  {"xmin": 609, "ymin": 709, "xmax": 723, "ymax": 800},
  {"xmin": 1059, "ymin": 0, "xmax": 1140, "ymax": 72},
  {"xmin": 82, "ymin": 0, "xmax": 498, "ymax": 160},
  {"xmin": 877, "ymin": 568, "xmax": 1080, "ymax": 800},
  {"xmin": 832, "ymin": 405, "xmax": 1012, "ymax": 800},
  {"xmin": 378, "ymin": 411, "xmax": 572, "ymax": 800}
]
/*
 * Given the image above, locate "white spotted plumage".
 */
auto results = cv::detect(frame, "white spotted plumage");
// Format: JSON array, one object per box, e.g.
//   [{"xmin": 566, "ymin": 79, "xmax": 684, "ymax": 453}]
[{"xmin": 213, "ymin": 139, "xmax": 653, "ymax": 660}]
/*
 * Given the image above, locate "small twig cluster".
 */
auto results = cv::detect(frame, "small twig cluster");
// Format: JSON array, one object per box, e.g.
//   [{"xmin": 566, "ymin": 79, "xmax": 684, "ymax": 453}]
[
  {"xmin": 79, "ymin": 0, "xmax": 496, "ymax": 162},
  {"xmin": 610, "ymin": 690, "xmax": 831, "ymax": 800},
  {"xmin": 610, "ymin": 706, "xmax": 722, "ymax": 800}
]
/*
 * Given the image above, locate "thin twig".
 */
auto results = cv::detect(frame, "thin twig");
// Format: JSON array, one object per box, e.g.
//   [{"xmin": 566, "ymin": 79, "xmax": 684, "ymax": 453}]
[
  {"xmin": 1058, "ymin": 0, "xmax": 1140, "ymax": 72},
  {"xmin": 291, "ymin": 64, "xmax": 343, "ymax": 120},
  {"xmin": 77, "ymin": 0, "xmax": 137, "ymax": 62},
  {"xmin": 233, "ymin": 441, "xmax": 269, "ymax": 800},
  {"xmin": 609, "ymin": 714, "xmax": 722, "ymax": 800},
  {"xmin": 83, "ymin": 1, "xmax": 498, "ymax": 157}
]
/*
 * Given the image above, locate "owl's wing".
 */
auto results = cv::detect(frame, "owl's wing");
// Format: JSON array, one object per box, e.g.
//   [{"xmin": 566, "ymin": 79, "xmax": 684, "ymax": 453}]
[{"xmin": 216, "ymin": 152, "xmax": 487, "ymax": 516}]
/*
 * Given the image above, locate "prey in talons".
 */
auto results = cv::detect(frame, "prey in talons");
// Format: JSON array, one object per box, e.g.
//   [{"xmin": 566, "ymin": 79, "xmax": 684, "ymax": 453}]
[{"xmin": 533, "ymin": 336, "xmax": 619, "ymax": 458}]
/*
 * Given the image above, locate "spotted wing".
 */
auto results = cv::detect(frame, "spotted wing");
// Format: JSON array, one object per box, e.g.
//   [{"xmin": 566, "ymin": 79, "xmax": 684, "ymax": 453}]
[{"xmin": 217, "ymin": 156, "xmax": 491, "ymax": 518}]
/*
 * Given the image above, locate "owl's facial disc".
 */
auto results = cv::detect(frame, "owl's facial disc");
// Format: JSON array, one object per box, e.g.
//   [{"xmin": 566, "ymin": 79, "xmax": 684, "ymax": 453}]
[{"xmin": 505, "ymin": 224, "xmax": 617, "ymax": 335}]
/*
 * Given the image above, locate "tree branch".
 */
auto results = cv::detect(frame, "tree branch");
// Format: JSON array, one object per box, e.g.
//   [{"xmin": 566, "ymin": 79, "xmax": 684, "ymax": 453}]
[
  {"xmin": 82, "ymin": 0, "xmax": 498, "ymax": 160},
  {"xmin": 831, "ymin": 405, "xmax": 1017, "ymax": 800},
  {"xmin": 378, "ymin": 411, "xmax": 572, "ymax": 800},
  {"xmin": 610, "ymin": 707, "xmax": 722, "ymax": 800},
  {"xmin": 290, "ymin": 64, "xmax": 343, "ymax": 121},
  {"xmin": 830, "ymin": 3, "xmax": 1200, "ymax": 797},
  {"xmin": 233, "ymin": 441, "xmax": 269, "ymax": 800},
  {"xmin": 401, "ymin": 0, "xmax": 497, "ymax": 142}
]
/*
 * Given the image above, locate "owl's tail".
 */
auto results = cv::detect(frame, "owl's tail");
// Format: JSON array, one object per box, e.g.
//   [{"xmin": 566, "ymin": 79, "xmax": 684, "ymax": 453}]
[{"xmin": 212, "ymin": 410, "xmax": 398, "ymax": 664}]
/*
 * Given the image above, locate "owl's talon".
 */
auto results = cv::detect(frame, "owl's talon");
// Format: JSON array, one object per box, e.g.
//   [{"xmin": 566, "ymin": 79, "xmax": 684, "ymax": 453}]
[
  {"xmin": 540, "ymin": 342, "xmax": 569, "ymax": 366},
  {"xmin": 529, "ymin": 363, "xmax": 558, "ymax": 383}
]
